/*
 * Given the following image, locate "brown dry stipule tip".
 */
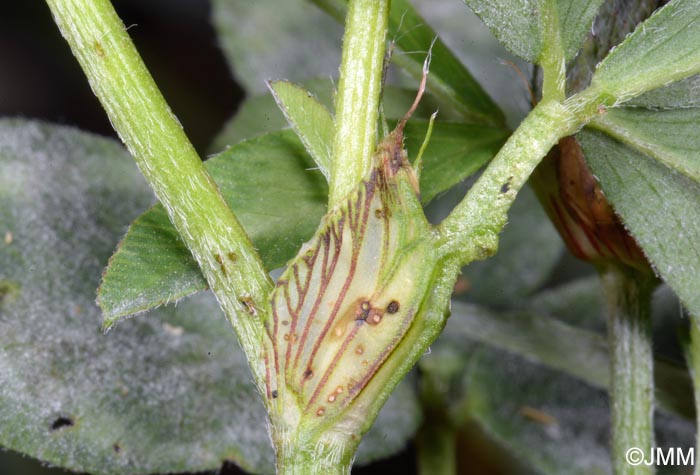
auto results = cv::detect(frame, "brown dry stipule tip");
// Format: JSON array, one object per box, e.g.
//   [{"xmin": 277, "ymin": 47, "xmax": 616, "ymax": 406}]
[{"xmin": 397, "ymin": 36, "xmax": 436, "ymax": 134}]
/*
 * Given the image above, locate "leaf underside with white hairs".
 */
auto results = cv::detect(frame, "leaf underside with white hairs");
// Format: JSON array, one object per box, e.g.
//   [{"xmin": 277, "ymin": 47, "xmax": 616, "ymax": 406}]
[{"xmin": 266, "ymin": 130, "xmax": 436, "ymax": 421}]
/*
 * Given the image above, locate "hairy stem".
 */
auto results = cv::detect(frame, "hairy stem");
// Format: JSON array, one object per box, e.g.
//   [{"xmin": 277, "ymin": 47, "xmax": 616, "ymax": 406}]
[
  {"xmin": 45, "ymin": 0, "xmax": 272, "ymax": 385},
  {"xmin": 539, "ymin": 0, "xmax": 566, "ymax": 102},
  {"xmin": 329, "ymin": 0, "xmax": 390, "ymax": 206},
  {"xmin": 436, "ymin": 99, "xmax": 583, "ymax": 263},
  {"xmin": 274, "ymin": 434, "xmax": 355, "ymax": 475},
  {"xmin": 601, "ymin": 266, "xmax": 655, "ymax": 475}
]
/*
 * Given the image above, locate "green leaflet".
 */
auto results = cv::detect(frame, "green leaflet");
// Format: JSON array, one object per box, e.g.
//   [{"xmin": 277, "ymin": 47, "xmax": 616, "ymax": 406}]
[
  {"xmin": 268, "ymin": 80, "xmax": 335, "ymax": 179},
  {"xmin": 266, "ymin": 129, "xmax": 437, "ymax": 425},
  {"xmin": 98, "ymin": 131, "xmax": 328, "ymax": 326},
  {"xmin": 464, "ymin": 0, "xmax": 605, "ymax": 64},
  {"xmin": 578, "ymin": 128, "xmax": 700, "ymax": 318},
  {"xmin": 566, "ymin": 0, "xmax": 659, "ymax": 95},
  {"xmin": 590, "ymin": 74, "xmax": 700, "ymax": 185},
  {"xmin": 590, "ymin": 0, "xmax": 700, "ymax": 103},
  {"xmin": 628, "ymin": 74, "xmax": 700, "ymax": 109},
  {"xmin": 212, "ymin": 80, "xmax": 507, "ymax": 204},
  {"xmin": 593, "ymin": 107, "xmax": 700, "ymax": 183}
]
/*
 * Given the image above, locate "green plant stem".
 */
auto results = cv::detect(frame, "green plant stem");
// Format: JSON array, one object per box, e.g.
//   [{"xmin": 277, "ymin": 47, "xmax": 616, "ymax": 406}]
[
  {"xmin": 329, "ymin": 0, "xmax": 390, "ymax": 206},
  {"xmin": 436, "ymin": 99, "xmax": 583, "ymax": 263},
  {"xmin": 416, "ymin": 375, "xmax": 457, "ymax": 475},
  {"xmin": 601, "ymin": 266, "xmax": 655, "ymax": 475},
  {"xmin": 274, "ymin": 435, "xmax": 356, "ymax": 475},
  {"xmin": 539, "ymin": 0, "xmax": 566, "ymax": 102},
  {"xmin": 682, "ymin": 317, "xmax": 700, "ymax": 475},
  {"xmin": 45, "ymin": 0, "xmax": 272, "ymax": 385},
  {"xmin": 416, "ymin": 420, "xmax": 457, "ymax": 475}
]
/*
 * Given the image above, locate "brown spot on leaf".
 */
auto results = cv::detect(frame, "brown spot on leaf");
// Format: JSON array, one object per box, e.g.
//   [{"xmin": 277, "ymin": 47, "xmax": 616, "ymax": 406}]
[
  {"xmin": 316, "ymin": 407, "xmax": 325, "ymax": 416},
  {"xmin": 304, "ymin": 368, "xmax": 314, "ymax": 379}
]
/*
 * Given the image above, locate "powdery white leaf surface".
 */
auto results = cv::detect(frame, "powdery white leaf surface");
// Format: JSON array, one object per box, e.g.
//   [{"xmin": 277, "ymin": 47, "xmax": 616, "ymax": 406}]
[
  {"xmin": 0, "ymin": 120, "xmax": 273, "ymax": 475},
  {"xmin": 0, "ymin": 120, "xmax": 418, "ymax": 474},
  {"xmin": 462, "ymin": 346, "xmax": 695, "ymax": 475}
]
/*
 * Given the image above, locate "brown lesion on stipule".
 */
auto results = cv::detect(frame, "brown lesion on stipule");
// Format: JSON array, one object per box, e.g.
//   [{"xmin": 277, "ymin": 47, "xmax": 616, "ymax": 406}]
[
  {"xmin": 327, "ymin": 386, "xmax": 344, "ymax": 403},
  {"xmin": 350, "ymin": 299, "xmax": 384, "ymax": 326}
]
